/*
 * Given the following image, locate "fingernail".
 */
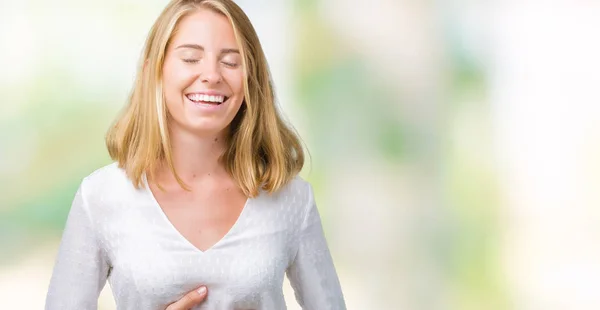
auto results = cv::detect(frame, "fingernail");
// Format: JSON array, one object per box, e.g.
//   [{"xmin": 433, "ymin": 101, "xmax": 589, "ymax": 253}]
[{"xmin": 197, "ymin": 286, "xmax": 207, "ymax": 295}]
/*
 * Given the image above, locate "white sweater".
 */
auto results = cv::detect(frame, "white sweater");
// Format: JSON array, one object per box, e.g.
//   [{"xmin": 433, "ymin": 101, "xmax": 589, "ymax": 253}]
[{"xmin": 45, "ymin": 163, "xmax": 346, "ymax": 310}]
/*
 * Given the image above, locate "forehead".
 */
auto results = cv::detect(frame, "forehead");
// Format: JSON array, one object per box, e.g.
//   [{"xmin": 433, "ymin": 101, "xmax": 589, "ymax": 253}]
[{"xmin": 171, "ymin": 8, "xmax": 238, "ymax": 48}]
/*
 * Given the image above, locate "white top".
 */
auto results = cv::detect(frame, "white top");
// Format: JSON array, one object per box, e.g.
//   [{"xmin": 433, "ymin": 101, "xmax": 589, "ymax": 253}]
[{"xmin": 45, "ymin": 163, "xmax": 346, "ymax": 310}]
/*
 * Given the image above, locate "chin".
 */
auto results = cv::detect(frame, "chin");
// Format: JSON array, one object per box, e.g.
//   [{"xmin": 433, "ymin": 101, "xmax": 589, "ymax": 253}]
[{"xmin": 180, "ymin": 118, "xmax": 230, "ymax": 137}]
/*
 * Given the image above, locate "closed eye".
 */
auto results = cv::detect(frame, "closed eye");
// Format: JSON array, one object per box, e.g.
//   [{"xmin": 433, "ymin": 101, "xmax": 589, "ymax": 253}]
[
  {"xmin": 183, "ymin": 59, "xmax": 199, "ymax": 64},
  {"xmin": 221, "ymin": 61, "xmax": 239, "ymax": 68}
]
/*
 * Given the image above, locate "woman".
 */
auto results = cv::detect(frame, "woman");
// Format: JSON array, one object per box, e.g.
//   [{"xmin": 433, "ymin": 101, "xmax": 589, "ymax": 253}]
[{"xmin": 45, "ymin": 0, "xmax": 346, "ymax": 309}]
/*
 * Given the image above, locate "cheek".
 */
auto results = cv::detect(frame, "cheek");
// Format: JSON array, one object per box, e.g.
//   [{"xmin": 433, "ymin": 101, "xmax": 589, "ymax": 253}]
[
  {"xmin": 223, "ymin": 71, "xmax": 244, "ymax": 98},
  {"xmin": 163, "ymin": 61, "xmax": 194, "ymax": 95},
  {"xmin": 162, "ymin": 62, "xmax": 189, "ymax": 117}
]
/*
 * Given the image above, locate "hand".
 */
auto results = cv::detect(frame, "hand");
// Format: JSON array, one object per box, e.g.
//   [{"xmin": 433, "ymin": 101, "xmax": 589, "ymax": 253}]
[{"xmin": 165, "ymin": 286, "xmax": 208, "ymax": 310}]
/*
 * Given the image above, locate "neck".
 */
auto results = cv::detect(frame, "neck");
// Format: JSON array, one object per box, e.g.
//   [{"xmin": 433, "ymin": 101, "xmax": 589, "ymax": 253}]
[{"xmin": 157, "ymin": 125, "xmax": 230, "ymax": 185}]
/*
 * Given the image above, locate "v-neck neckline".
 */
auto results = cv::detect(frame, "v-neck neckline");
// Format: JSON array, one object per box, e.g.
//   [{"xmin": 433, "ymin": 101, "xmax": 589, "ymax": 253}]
[{"xmin": 143, "ymin": 174, "xmax": 252, "ymax": 254}]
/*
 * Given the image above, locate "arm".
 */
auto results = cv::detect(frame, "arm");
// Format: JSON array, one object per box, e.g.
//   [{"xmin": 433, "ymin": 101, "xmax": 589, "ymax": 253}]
[
  {"xmin": 286, "ymin": 183, "xmax": 347, "ymax": 310},
  {"xmin": 45, "ymin": 179, "xmax": 110, "ymax": 310}
]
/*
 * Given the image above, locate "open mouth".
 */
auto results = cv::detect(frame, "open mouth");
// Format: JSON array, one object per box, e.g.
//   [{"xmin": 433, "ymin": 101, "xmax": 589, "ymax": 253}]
[{"xmin": 185, "ymin": 93, "xmax": 229, "ymax": 105}]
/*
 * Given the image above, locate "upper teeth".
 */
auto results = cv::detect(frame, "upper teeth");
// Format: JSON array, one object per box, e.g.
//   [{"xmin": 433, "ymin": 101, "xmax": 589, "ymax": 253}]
[{"xmin": 187, "ymin": 94, "xmax": 225, "ymax": 103}]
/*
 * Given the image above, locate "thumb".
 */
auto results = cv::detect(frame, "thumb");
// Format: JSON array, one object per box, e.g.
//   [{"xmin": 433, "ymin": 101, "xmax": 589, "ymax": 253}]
[{"xmin": 166, "ymin": 286, "xmax": 208, "ymax": 310}]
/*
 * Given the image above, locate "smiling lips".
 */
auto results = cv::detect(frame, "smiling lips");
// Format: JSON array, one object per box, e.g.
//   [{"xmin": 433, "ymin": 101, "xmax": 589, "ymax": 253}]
[{"xmin": 186, "ymin": 93, "xmax": 228, "ymax": 105}]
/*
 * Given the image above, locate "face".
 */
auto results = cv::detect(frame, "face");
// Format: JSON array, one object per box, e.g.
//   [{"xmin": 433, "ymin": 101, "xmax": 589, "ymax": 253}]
[{"xmin": 162, "ymin": 8, "xmax": 244, "ymax": 137}]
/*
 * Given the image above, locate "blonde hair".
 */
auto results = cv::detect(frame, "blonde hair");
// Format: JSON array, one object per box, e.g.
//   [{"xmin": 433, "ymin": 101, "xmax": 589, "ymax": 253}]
[{"xmin": 106, "ymin": 0, "xmax": 304, "ymax": 197}]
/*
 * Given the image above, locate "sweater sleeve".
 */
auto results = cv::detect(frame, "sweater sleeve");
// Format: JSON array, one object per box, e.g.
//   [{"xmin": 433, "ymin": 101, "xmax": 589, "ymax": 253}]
[
  {"xmin": 286, "ymin": 183, "xmax": 347, "ymax": 310},
  {"xmin": 45, "ymin": 179, "xmax": 110, "ymax": 310}
]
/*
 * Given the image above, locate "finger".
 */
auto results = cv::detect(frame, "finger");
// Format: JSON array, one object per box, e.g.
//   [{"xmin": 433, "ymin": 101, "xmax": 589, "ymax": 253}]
[{"xmin": 166, "ymin": 286, "xmax": 208, "ymax": 310}]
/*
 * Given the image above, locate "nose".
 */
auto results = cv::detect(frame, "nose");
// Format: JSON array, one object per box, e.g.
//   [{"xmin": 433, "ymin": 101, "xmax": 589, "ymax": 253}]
[{"xmin": 199, "ymin": 57, "xmax": 222, "ymax": 84}]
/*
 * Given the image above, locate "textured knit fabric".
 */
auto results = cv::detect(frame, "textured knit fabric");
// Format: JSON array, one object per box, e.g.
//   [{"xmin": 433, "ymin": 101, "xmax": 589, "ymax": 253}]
[{"xmin": 45, "ymin": 163, "xmax": 346, "ymax": 310}]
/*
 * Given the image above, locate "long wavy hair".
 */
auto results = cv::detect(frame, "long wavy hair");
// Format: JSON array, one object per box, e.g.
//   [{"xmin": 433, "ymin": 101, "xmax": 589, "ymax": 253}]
[{"xmin": 106, "ymin": 0, "xmax": 304, "ymax": 197}]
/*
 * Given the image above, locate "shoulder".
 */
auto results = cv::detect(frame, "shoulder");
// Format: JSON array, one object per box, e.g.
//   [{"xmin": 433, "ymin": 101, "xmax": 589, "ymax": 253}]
[
  {"xmin": 254, "ymin": 176, "xmax": 317, "ymax": 234},
  {"xmin": 80, "ymin": 162, "xmax": 128, "ymax": 187},
  {"xmin": 78, "ymin": 162, "xmax": 137, "ymax": 203},
  {"xmin": 273, "ymin": 175, "xmax": 314, "ymax": 203},
  {"xmin": 261, "ymin": 175, "xmax": 315, "ymax": 215}
]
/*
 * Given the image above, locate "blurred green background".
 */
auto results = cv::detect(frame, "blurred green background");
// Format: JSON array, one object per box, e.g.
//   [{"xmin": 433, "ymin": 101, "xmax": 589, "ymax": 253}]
[{"xmin": 2, "ymin": 1, "xmax": 600, "ymax": 309}]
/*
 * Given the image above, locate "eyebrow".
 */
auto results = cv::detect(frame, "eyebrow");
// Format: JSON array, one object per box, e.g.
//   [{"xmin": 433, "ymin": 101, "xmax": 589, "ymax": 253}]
[{"xmin": 175, "ymin": 44, "xmax": 239, "ymax": 54}]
